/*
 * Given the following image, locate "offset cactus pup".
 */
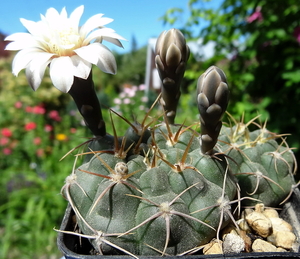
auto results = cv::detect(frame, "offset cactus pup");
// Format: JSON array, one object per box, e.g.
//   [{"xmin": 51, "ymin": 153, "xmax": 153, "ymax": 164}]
[
  {"xmin": 56, "ymin": 29, "xmax": 299, "ymax": 257},
  {"xmin": 218, "ymin": 115, "xmax": 298, "ymax": 207}
]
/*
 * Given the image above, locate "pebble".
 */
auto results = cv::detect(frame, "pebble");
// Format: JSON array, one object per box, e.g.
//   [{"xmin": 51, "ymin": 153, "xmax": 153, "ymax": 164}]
[
  {"xmin": 237, "ymin": 218, "xmax": 251, "ymax": 232},
  {"xmin": 252, "ymin": 239, "xmax": 277, "ymax": 252},
  {"xmin": 266, "ymin": 211, "xmax": 296, "ymax": 249},
  {"xmin": 262, "ymin": 208, "xmax": 279, "ymax": 218},
  {"xmin": 223, "ymin": 233, "xmax": 245, "ymax": 253},
  {"xmin": 267, "ymin": 231, "xmax": 296, "ymax": 249},
  {"xmin": 202, "ymin": 203, "xmax": 297, "ymax": 255},
  {"xmin": 245, "ymin": 211, "xmax": 272, "ymax": 237},
  {"xmin": 203, "ymin": 239, "xmax": 223, "ymax": 255},
  {"xmin": 270, "ymin": 217, "xmax": 293, "ymax": 232}
]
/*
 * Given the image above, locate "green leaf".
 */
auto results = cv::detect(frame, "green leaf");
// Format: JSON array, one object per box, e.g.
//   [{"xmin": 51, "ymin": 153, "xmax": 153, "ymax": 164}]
[{"xmin": 282, "ymin": 70, "xmax": 300, "ymax": 84}]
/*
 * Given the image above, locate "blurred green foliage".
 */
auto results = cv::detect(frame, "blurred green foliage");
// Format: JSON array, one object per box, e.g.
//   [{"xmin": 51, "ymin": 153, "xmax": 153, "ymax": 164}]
[
  {"xmin": 160, "ymin": 0, "xmax": 300, "ymax": 163},
  {"xmin": 97, "ymin": 47, "xmax": 147, "ymax": 93},
  {"xmin": 0, "ymin": 55, "xmax": 90, "ymax": 258}
]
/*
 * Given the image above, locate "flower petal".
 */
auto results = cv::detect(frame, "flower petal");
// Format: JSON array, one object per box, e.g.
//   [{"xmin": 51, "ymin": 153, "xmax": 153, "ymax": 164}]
[
  {"xmin": 5, "ymin": 33, "xmax": 36, "ymax": 50},
  {"xmin": 74, "ymin": 43, "xmax": 116, "ymax": 74},
  {"xmin": 50, "ymin": 57, "xmax": 74, "ymax": 92},
  {"xmin": 45, "ymin": 7, "xmax": 60, "ymax": 21},
  {"xmin": 69, "ymin": 5, "xmax": 84, "ymax": 28},
  {"xmin": 12, "ymin": 49, "xmax": 34, "ymax": 75},
  {"xmin": 80, "ymin": 14, "xmax": 111, "ymax": 36},
  {"xmin": 83, "ymin": 28, "xmax": 126, "ymax": 46},
  {"xmin": 12, "ymin": 48, "xmax": 53, "ymax": 76},
  {"xmin": 26, "ymin": 54, "xmax": 52, "ymax": 90},
  {"xmin": 71, "ymin": 55, "xmax": 91, "ymax": 79},
  {"xmin": 44, "ymin": 7, "xmax": 64, "ymax": 30},
  {"xmin": 74, "ymin": 44, "xmax": 99, "ymax": 64},
  {"xmin": 96, "ymin": 49, "xmax": 117, "ymax": 74},
  {"xmin": 103, "ymin": 37, "xmax": 124, "ymax": 48},
  {"xmin": 5, "ymin": 32, "xmax": 31, "ymax": 42},
  {"xmin": 60, "ymin": 7, "xmax": 68, "ymax": 19},
  {"xmin": 20, "ymin": 18, "xmax": 43, "ymax": 36}
]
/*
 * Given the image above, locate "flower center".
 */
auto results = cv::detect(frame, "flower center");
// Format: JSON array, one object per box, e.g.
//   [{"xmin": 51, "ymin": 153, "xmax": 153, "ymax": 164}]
[{"xmin": 49, "ymin": 28, "xmax": 81, "ymax": 56}]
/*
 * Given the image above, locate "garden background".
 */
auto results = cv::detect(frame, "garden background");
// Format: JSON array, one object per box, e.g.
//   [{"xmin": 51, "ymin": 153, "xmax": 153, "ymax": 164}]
[{"xmin": 0, "ymin": 1, "xmax": 299, "ymax": 258}]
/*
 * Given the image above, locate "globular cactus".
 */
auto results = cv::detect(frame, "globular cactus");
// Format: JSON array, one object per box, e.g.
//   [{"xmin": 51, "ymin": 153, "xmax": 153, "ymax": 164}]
[
  {"xmin": 219, "ymin": 116, "xmax": 297, "ymax": 207},
  {"xmin": 60, "ymin": 29, "xmax": 239, "ymax": 256},
  {"xmin": 62, "ymin": 123, "xmax": 239, "ymax": 255},
  {"xmin": 63, "ymin": 133, "xmax": 237, "ymax": 256},
  {"xmin": 60, "ymin": 28, "xmax": 297, "ymax": 256}
]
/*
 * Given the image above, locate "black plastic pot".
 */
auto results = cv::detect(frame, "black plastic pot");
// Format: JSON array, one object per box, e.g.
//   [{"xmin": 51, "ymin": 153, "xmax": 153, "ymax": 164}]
[{"xmin": 57, "ymin": 188, "xmax": 300, "ymax": 259}]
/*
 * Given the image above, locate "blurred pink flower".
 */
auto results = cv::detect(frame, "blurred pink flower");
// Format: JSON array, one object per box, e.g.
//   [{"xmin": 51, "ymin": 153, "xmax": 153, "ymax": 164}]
[
  {"xmin": 247, "ymin": 7, "xmax": 263, "ymax": 23},
  {"xmin": 3, "ymin": 147, "xmax": 12, "ymax": 155},
  {"xmin": 25, "ymin": 122, "xmax": 36, "ymax": 131},
  {"xmin": 48, "ymin": 110, "xmax": 61, "ymax": 122},
  {"xmin": 113, "ymin": 98, "xmax": 122, "ymax": 105},
  {"xmin": 120, "ymin": 92, "xmax": 126, "ymax": 98},
  {"xmin": 36, "ymin": 148, "xmax": 44, "ymax": 157},
  {"xmin": 33, "ymin": 137, "xmax": 42, "ymax": 145},
  {"xmin": 44, "ymin": 124, "xmax": 53, "ymax": 132},
  {"xmin": 24, "ymin": 104, "xmax": 45, "ymax": 114},
  {"xmin": 123, "ymin": 98, "xmax": 131, "ymax": 104},
  {"xmin": 293, "ymin": 27, "xmax": 300, "ymax": 44},
  {"xmin": 0, "ymin": 137, "xmax": 9, "ymax": 146},
  {"xmin": 124, "ymin": 87, "xmax": 136, "ymax": 97},
  {"xmin": 139, "ymin": 84, "xmax": 146, "ymax": 91},
  {"xmin": 70, "ymin": 128, "xmax": 77, "ymax": 133},
  {"xmin": 32, "ymin": 105, "xmax": 46, "ymax": 114},
  {"xmin": 15, "ymin": 101, "xmax": 23, "ymax": 109},
  {"xmin": 25, "ymin": 106, "xmax": 33, "ymax": 113},
  {"xmin": 1, "ymin": 128, "xmax": 12, "ymax": 137},
  {"xmin": 141, "ymin": 96, "xmax": 148, "ymax": 103}
]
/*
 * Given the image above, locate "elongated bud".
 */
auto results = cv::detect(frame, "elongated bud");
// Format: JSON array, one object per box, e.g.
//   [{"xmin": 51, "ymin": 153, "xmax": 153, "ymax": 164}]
[
  {"xmin": 197, "ymin": 66, "xmax": 229, "ymax": 154},
  {"xmin": 155, "ymin": 29, "xmax": 190, "ymax": 124}
]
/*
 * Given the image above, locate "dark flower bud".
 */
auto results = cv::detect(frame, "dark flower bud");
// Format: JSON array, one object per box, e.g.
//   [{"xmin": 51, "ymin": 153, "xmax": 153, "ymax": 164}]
[
  {"xmin": 197, "ymin": 66, "xmax": 230, "ymax": 154},
  {"xmin": 155, "ymin": 29, "xmax": 190, "ymax": 124}
]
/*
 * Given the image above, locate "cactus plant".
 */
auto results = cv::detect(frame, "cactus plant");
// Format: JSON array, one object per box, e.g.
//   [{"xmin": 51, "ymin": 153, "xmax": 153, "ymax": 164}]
[
  {"xmin": 3, "ymin": 5, "xmax": 297, "ymax": 255},
  {"xmin": 60, "ymin": 29, "xmax": 241, "ymax": 256},
  {"xmin": 59, "ymin": 28, "xmax": 297, "ymax": 256},
  {"xmin": 219, "ymin": 115, "xmax": 297, "ymax": 207}
]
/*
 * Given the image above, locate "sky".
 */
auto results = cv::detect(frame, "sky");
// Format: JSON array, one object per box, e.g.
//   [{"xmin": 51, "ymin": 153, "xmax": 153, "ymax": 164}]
[{"xmin": 0, "ymin": 0, "xmax": 221, "ymax": 54}]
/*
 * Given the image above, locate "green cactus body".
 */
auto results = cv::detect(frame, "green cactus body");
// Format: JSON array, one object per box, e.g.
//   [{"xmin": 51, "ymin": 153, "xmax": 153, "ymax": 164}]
[
  {"xmin": 188, "ymin": 150, "xmax": 237, "ymax": 201},
  {"xmin": 83, "ymin": 134, "xmax": 115, "ymax": 162},
  {"xmin": 63, "ymin": 122, "xmax": 238, "ymax": 256},
  {"xmin": 219, "ymin": 123, "xmax": 296, "ymax": 206}
]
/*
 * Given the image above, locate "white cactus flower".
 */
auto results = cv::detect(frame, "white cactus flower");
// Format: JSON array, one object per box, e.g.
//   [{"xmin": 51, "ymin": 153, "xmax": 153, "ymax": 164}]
[{"xmin": 5, "ymin": 5, "xmax": 126, "ymax": 92}]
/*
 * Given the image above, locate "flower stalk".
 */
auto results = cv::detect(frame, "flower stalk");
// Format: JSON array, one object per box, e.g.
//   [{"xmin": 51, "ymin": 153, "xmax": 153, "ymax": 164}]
[{"xmin": 68, "ymin": 72, "xmax": 106, "ymax": 137}]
